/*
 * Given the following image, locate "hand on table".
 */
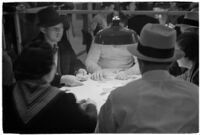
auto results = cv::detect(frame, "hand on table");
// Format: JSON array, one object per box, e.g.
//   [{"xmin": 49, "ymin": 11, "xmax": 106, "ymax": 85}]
[
  {"xmin": 115, "ymin": 71, "xmax": 129, "ymax": 80},
  {"xmin": 90, "ymin": 70, "xmax": 105, "ymax": 81},
  {"xmin": 79, "ymin": 98, "xmax": 97, "ymax": 110},
  {"xmin": 76, "ymin": 68, "xmax": 87, "ymax": 76},
  {"xmin": 79, "ymin": 98, "xmax": 97, "ymax": 118},
  {"xmin": 60, "ymin": 75, "xmax": 83, "ymax": 87},
  {"xmin": 76, "ymin": 68, "xmax": 89, "ymax": 81}
]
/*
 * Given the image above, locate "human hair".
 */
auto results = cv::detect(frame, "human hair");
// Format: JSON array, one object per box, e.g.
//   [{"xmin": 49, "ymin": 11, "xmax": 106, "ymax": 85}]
[
  {"xmin": 101, "ymin": 2, "xmax": 114, "ymax": 9},
  {"xmin": 177, "ymin": 32, "xmax": 199, "ymax": 62},
  {"xmin": 137, "ymin": 58, "xmax": 172, "ymax": 74},
  {"xmin": 107, "ymin": 12, "xmax": 128, "ymax": 26},
  {"xmin": 14, "ymin": 42, "xmax": 55, "ymax": 81},
  {"xmin": 136, "ymin": 2, "xmax": 150, "ymax": 10}
]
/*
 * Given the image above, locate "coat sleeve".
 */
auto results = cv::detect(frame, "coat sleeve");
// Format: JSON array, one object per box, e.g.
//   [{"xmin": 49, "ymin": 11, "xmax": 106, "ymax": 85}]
[
  {"xmin": 51, "ymin": 74, "xmax": 62, "ymax": 87},
  {"xmin": 95, "ymin": 96, "xmax": 116, "ymax": 133},
  {"xmin": 66, "ymin": 39, "xmax": 86, "ymax": 74}
]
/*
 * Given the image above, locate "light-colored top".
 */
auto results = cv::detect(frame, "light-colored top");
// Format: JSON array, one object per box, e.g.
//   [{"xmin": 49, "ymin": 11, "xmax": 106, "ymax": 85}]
[
  {"xmin": 85, "ymin": 43, "xmax": 135, "ymax": 73},
  {"xmin": 96, "ymin": 70, "xmax": 199, "ymax": 133}
]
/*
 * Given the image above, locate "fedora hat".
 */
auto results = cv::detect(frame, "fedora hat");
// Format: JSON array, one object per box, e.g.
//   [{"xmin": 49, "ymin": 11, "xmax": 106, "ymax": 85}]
[
  {"xmin": 180, "ymin": 12, "xmax": 199, "ymax": 27},
  {"xmin": 37, "ymin": 6, "xmax": 64, "ymax": 27},
  {"xmin": 128, "ymin": 23, "xmax": 184, "ymax": 62}
]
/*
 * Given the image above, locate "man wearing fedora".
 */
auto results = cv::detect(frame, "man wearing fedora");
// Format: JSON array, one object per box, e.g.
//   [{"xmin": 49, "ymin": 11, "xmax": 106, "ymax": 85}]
[
  {"xmin": 30, "ymin": 6, "xmax": 87, "ymax": 87},
  {"xmin": 96, "ymin": 23, "xmax": 198, "ymax": 133},
  {"xmin": 178, "ymin": 11, "xmax": 199, "ymax": 34}
]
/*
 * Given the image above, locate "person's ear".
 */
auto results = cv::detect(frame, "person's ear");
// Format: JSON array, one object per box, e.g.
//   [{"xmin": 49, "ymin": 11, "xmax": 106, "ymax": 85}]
[
  {"xmin": 137, "ymin": 59, "xmax": 144, "ymax": 73},
  {"xmin": 40, "ymin": 27, "xmax": 46, "ymax": 34}
]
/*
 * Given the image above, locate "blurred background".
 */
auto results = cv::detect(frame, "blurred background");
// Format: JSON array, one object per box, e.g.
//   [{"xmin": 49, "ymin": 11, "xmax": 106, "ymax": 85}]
[{"xmin": 2, "ymin": 2, "xmax": 199, "ymax": 63}]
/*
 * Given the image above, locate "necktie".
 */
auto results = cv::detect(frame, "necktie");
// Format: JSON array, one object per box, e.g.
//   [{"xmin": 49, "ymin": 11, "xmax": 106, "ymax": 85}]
[{"xmin": 53, "ymin": 44, "xmax": 61, "ymax": 75}]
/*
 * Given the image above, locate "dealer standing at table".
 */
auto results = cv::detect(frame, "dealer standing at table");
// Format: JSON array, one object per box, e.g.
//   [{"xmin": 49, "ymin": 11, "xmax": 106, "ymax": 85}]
[
  {"xmin": 96, "ymin": 23, "xmax": 198, "ymax": 133},
  {"xmin": 28, "ymin": 7, "xmax": 87, "ymax": 87},
  {"xmin": 86, "ymin": 13, "xmax": 140, "ymax": 81}
]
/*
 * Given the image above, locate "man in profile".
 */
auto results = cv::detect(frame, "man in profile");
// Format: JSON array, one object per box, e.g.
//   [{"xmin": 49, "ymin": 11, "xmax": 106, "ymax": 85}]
[{"xmin": 30, "ymin": 6, "xmax": 87, "ymax": 87}]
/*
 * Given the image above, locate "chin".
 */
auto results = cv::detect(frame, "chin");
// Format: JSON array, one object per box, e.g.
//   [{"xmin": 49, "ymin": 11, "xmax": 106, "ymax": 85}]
[{"xmin": 55, "ymin": 38, "xmax": 62, "ymax": 42}]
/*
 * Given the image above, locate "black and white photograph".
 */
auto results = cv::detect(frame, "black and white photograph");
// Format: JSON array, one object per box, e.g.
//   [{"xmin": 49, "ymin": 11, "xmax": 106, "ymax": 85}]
[{"xmin": 2, "ymin": 0, "xmax": 199, "ymax": 134}]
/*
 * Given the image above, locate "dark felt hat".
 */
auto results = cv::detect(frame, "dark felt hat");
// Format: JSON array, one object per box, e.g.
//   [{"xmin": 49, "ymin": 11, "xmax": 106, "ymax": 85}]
[{"xmin": 37, "ymin": 6, "xmax": 64, "ymax": 27}]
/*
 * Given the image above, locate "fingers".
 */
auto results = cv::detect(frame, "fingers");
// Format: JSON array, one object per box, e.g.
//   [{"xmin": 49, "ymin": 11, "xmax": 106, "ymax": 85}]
[
  {"xmin": 91, "ymin": 71, "xmax": 104, "ymax": 81},
  {"xmin": 76, "ymin": 74, "xmax": 88, "ymax": 82},
  {"xmin": 76, "ymin": 69, "xmax": 88, "ymax": 81},
  {"xmin": 60, "ymin": 75, "xmax": 84, "ymax": 87},
  {"xmin": 78, "ymin": 99, "xmax": 87, "ymax": 104},
  {"xmin": 77, "ymin": 68, "xmax": 87, "ymax": 76},
  {"xmin": 79, "ymin": 98, "xmax": 97, "ymax": 111},
  {"xmin": 115, "ymin": 72, "xmax": 129, "ymax": 80}
]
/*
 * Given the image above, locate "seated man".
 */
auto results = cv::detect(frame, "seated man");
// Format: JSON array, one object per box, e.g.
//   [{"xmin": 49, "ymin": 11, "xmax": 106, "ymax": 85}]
[
  {"xmin": 28, "ymin": 6, "xmax": 87, "ymax": 87},
  {"xmin": 96, "ymin": 23, "xmax": 198, "ymax": 133},
  {"xmin": 178, "ymin": 11, "xmax": 198, "ymax": 33}
]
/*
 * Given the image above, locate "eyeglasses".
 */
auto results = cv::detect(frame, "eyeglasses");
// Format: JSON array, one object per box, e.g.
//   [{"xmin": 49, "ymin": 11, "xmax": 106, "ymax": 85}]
[{"xmin": 47, "ymin": 27, "xmax": 64, "ymax": 32}]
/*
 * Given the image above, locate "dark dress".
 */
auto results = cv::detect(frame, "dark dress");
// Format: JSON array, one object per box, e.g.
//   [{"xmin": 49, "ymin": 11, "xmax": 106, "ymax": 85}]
[{"xmin": 3, "ymin": 90, "xmax": 97, "ymax": 133}]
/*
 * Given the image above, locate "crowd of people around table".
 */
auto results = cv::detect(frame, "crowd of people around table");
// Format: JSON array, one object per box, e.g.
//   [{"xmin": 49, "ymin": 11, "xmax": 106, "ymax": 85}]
[{"xmin": 2, "ymin": 2, "xmax": 199, "ymax": 134}]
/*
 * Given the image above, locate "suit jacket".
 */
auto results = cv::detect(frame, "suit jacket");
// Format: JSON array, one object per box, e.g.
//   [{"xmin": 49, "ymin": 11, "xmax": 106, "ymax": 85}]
[
  {"xmin": 28, "ymin": 32, "xmax": 85, "ymax": 87},
  {"xmin": 128, "ymin": 15, "xmax": 159, "ymax": 35},
  {"xmin": 96, "ymin": 70, "xmax": 198, "ymax": 133}
]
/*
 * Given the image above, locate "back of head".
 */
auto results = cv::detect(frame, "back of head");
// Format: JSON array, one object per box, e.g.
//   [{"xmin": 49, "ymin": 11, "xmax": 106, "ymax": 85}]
[
  {"xmin": 101, "ymin": 2, "xmax": 114, "ymax": 9},
  {"xmin": 14, "ymin": 42, "xmax": 55, "ymax": 81},
  {"xmin": 177, "ymin": 32, "xmax": 199, "ymax": 63},
  {"xmin": 179, "ymin": 11, "xmax": 199, "ymax": 33},
  {"xmin": 107, "ymin": 12, "xmax": 128, "ymax": 26},
  {"xmin": 176, "ymin": 2, "xmax": 191, "ymax": 10},
  {"xmin": 136, "ymin": 2, "xmax": 150, "ymax": 10}
]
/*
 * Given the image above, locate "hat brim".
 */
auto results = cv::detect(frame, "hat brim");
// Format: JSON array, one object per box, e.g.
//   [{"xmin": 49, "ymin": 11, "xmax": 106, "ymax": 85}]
[
  {"xmin": 127, "ymin": 44, "xmax": 185, "ymax": 62},
  {"xmin": 38, "ymin": 16, "xmax": 65, "ymax": 27}
]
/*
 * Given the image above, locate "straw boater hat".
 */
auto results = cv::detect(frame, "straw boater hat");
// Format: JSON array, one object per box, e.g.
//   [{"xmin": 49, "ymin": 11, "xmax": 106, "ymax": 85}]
[
  {"xmin": 128, "ymin": 23, "xmax": 184, "ymax": 62},
  {"xmin": 37, "ymin": 6, "xmax": 65, "ymax": 27}
]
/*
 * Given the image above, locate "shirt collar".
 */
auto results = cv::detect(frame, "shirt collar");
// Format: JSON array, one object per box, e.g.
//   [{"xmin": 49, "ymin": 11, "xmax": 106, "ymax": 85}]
[
  {"xmin": 142, "ymin": 70, "xmax": 172, "ymax": 81},
  {"xmin": 45, "ymin": 37, "xmax": 57, "ymax": 48}
]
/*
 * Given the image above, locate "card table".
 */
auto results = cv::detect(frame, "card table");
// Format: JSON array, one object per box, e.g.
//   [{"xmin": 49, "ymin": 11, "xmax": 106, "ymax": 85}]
[{"xmin": 60, "ymin": 74, "xmax": 141, "ymax": 112}]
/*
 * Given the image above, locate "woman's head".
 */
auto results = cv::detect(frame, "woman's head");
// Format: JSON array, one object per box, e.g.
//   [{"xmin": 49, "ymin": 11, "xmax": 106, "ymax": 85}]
[
  {"xmin": 101, "ymin": 2, "xmax": 115, "ymax": 11},
  {"xmin": 14, "ymin": 42, "xmax": 57, "ymax": 82},
  {"xmin": 37, "ymin": 7, "xmax": 65, "ymax": 44},
  {"xmin": 107, "ymin": 12, "xmax": 128, "ymax": 27},
  {"xmin": 176, "ymin": 32, "xmax": 198, "ymax": 69}
]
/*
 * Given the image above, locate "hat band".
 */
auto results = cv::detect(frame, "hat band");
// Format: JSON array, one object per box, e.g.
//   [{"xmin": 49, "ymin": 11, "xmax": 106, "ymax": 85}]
[
  {"xmin": 137, "ymin": 42, "xmax": 174, "ymax": 59},
  {"xmin": 182, "ymin": 19, "xmax": 199, "ymax": 27}
]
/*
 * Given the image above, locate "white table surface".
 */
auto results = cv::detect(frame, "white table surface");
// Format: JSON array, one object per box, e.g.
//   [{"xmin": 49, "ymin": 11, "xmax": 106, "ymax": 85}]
[{"xmin": 60, "ymin": 75, "xmax": 141, "ymax": 112}]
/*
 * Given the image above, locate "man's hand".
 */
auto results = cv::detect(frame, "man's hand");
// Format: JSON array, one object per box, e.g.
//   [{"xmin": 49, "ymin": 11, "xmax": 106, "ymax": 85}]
[
  {"xmin": 91, "ymin": 70, "xmax": 104, "ymax": 81},
  {"xmin": 115, "ymin": 71, "xmax": 129, "ymax": 80},
  {"xmin": 76, "ymin": 68, "xmax": 88, "ymax": 81},
  {"xmin": 79, "ymin": 98, "xmax": 97, "ymax": 118},
  {"xmin": 60, "ymin": 75, "xmax": 83, "ymax": 87},
  {"xmin": 76, "ymin": 68, "xmax": 87, "ymax": 76}
]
